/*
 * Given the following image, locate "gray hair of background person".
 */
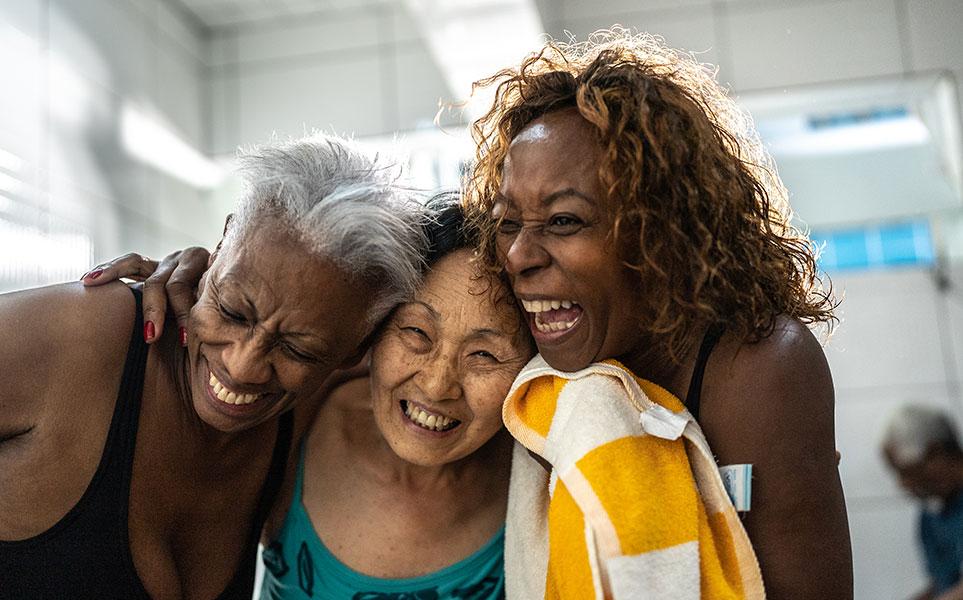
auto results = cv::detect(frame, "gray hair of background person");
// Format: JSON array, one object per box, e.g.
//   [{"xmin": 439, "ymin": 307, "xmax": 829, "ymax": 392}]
[
  {"xmin": 883, "ymin": 405, "xmax": 963, "ymax": 468},
  {"xmin": 228, "ymin": 133, "xmax": 428, "ymax": 324}
]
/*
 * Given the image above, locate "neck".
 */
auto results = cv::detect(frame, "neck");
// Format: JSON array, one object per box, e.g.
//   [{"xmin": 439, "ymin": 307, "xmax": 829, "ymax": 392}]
[
  {"xmin": 372, "ymin": 428, "xmax": 513, "ymax": 493},
  {"xmin": 617, "ymin": 331, "xmax": 694, "ymax": 399}
]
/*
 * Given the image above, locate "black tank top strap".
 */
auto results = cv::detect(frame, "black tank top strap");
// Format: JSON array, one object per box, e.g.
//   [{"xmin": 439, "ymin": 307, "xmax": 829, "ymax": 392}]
[
  {"xmin": 112, "ymin": 286, "xmax": 150, "ymax": 496},
  {"xmin": 683, "ymin": 323, "xmax": 725, "ymax": 422}
]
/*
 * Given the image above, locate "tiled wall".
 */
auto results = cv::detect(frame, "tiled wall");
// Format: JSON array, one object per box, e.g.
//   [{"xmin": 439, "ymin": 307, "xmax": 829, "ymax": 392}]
[{"xmin": 0, "ymin": 0, "xmax": 220, "ymax": 291}]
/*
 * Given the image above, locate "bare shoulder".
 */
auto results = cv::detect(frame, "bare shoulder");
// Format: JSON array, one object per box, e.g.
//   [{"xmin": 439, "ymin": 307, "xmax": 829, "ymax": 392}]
[
  {"xmin": 701, "ymin": 315, "xmax": 835, "ymax": 465},
  {"xmin": 700, "ymin": 316, "xmax": 853, "ymax": 599},
  {"xmin": 0, "ymin": 282, "xmax": 136, "ymax": 423}
]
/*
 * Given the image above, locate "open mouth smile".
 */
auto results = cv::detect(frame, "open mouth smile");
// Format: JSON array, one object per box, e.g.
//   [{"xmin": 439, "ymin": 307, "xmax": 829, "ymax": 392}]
[
  {"xmin": 520, "ymin": 298, "xmax": 583, "ymax": 335},
  {"xmin": 207, "ymin": 370, "xmax": 263, "ymax": 406},
  {"xmin": 400, "ymin": 400, "xmax": 461, "ymax": 433}
]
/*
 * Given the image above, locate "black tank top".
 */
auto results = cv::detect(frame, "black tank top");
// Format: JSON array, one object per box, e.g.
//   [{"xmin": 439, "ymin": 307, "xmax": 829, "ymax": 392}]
[
  {"xmin": 683, "ymin": 324, "xmax": 725, "ymax": 421},
  {"xmin": 0, "ymin": 287, "xmax": 293, "ymax": 599}
]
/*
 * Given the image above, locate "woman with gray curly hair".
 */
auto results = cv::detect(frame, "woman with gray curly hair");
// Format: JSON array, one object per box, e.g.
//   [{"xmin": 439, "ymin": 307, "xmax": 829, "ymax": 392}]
[{"xmin": 0, "ymin": 133, "xmax": 426, "ymax": 599}]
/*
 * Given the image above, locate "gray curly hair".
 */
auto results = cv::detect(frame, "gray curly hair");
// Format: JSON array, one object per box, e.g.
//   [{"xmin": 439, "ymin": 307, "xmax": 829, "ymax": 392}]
[{"xmin": 227, "ymin": 133, "xmax": 427, "ymax": 324}]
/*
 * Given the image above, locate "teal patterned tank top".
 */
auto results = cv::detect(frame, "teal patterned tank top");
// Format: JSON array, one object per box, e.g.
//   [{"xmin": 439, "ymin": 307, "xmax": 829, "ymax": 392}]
[{"xmin": 260, "ymin": 445, "xmax": 505, "ymax": 600}]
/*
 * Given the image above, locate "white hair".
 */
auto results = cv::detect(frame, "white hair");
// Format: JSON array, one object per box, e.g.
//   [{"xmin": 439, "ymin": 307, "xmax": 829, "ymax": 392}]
[
  {"xmin": 883, "ymin": 405, "xmax": 961, "ymax": 468},
  {"xmin": 227, "ymin": 133, "xmax": 427, "ymax": 323}
]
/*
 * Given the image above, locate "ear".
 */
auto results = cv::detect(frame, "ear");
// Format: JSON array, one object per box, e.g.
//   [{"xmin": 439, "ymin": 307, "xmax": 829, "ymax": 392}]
[{"xmin": 209, "ymin": 213, "xmax": 235, "ymax": 268}]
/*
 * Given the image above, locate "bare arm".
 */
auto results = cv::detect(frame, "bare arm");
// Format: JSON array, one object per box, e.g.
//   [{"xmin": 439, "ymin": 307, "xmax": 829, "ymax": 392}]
[{"xmin": 701, "ymin": 317, "xmax": 853, "ymax": 599}]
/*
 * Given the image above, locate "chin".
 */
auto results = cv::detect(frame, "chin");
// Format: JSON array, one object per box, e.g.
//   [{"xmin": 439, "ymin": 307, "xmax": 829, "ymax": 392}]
[{"xmin": 539, "ymin": 348, "xmax": 593, "ymax": 373}]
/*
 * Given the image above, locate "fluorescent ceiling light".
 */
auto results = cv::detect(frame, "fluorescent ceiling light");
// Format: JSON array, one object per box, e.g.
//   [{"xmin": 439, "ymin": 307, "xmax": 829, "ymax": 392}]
[
  {"xmin": 403, "ymin": 0, "xmax": 544, "ymax": 119},
  {"xmin": 760, "ymin": 113, "xmax": 930, "ymax": 157},
  {"xmin": 121, "ymin": 102, "xmax": 224, "ymax": 189}
]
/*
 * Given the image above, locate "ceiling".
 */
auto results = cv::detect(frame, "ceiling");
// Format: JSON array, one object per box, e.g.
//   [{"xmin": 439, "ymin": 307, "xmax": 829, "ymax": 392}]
[{"xmin": 176, "ymin": 0, "xmax": 397, "ymax": 29}]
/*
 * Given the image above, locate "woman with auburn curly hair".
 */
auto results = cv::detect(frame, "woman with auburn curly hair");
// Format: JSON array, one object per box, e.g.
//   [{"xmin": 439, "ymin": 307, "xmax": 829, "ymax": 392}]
[{"xmin": 466, "ymin": 30, "xmax": 851, "ymax": 599}]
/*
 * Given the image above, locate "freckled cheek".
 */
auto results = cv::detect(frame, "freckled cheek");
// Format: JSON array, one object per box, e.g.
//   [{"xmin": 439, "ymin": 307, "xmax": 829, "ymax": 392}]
[{"xmin": 464, "ymin": 376, "xmax": 514, "ymax": 427}]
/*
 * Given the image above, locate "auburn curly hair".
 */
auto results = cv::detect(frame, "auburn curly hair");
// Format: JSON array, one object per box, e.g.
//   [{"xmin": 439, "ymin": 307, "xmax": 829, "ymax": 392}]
[{"xmin": 464, "ymin": 29, "xmax": 837, "ymax": 362}]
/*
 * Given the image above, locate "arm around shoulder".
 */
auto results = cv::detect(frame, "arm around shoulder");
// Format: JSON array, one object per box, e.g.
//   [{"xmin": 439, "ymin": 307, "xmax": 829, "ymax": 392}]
[{"xmin": 700, "ymin": 317, "xmax": 853, "ymax": 600}]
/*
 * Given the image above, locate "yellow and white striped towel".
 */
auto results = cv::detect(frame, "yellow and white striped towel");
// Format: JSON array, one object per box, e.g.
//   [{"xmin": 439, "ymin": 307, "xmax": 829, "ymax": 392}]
[{"xmin": 502, "ymin": 355, "xmax": 765, "ymax": 599}]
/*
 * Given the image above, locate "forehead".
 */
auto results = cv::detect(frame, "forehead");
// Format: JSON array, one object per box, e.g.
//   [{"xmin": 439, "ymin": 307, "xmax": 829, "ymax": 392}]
[
  {"xmin": 415, "ymin": 251, "xmax": 519, "ymax": 332},
  {"xmin": 215, "ymin": 223, "xmax": 375, "ymax": 336},
  {"xmin": 500, "ymin": 108, "xmax": 602, "ymax": 201}
]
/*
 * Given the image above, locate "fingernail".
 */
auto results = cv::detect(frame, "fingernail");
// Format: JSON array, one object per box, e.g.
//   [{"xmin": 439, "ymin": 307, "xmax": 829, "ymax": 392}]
[
  {"xmin": 144, "ymin": 321, "xmax": 155, "ymax": 342},
  {"xmin": 179, "ymin": 326, "xmax": 188, "ymax": 347},
  {"xmin": 85, "ymin": 269, "xmax": 103, "ymax": 280}
]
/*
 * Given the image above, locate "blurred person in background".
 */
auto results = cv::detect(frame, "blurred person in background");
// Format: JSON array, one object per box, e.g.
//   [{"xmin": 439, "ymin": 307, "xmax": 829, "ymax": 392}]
[
  {"xmin": 884, "ymin": 405, "xmax": 963, "ymax": 600},
  {"xmin": 0, "ymin": 134, "xmax": 425, "ymax": 599}
]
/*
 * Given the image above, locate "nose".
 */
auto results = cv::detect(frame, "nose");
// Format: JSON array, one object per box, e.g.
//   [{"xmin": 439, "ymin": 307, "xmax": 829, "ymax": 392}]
[
  {"xmin": 503, "ymin": 227, "xmax": 551, "ymax": 278},
  {"xmin": 220, "ymin": 336, "xmax": 273, "ymax": 386},
  {"xmin": 414, "ymin": 352, "xmax": 462, "ymax": 403}
]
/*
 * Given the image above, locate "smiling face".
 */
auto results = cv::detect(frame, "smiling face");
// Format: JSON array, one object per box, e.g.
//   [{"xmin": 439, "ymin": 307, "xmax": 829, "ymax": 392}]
[
  {"xmin": 494, "ymin": 108, "xmax": 645, "ymax": 373},
  {"xmin": 187, "ymin": 219, "xmax": 376, "ymax": 433},
  {"xmin": 369, "ymin": 248, "xmax": 534, "ymax": 467}
]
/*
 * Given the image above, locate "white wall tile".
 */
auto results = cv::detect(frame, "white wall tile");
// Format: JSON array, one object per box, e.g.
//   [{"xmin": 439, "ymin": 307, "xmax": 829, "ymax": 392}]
[
  {"xmin": 154, "ymin": 39, "xmax": 206, "ymax": 148},
  {"xmin": 905, "ymin": 0, "xmax": 963, "ymax": 73},
  {"xmin": 209, "ymin": 71, "xmax": 240, "ymax": 155},
  {"xmin": 387, "ymin": 4, "xmax": 421, "ymax": 45},
  {"xmin": 561, "ymin": 0, "xmax": 712, "ymax": 21},
  {"xmin": 393, "ymin": 43, "xmax": 453, "ymax": 132},
  {"xmin": 237, "ymin": 54, "xmax": 386, "ymax": 143},
  {"xmin": 724, "ymin": 0, "xmax": 904, "ymax": 91},
  {"xmin": 234, "ymin": 12, "xmax": 382, "ymax": 65},
  {"xmin": 545, "ymin": 7, "xmax": 724, "ymax": 74},
  {"xmin": 157, "ymin": 0, "xmax": 208, "ymax": 64},
  {"xmin": 824, "ymin": 268, "xmax": 948, "ymax": 391},
  {"xmin": 49, "ymin": 0, "xmax": 153, "ymax": 100},
  {"xmin": 848, "ymin": 499, "xmax": 929, "ymax": 600},
  {"xmin": 0, "ymin": 0, "xmax": 43, "ymax": 191},
  {"xmin": 207, "ymin": 30, "xmax": 238, "ymax": 67},
  {"xmin": 942, "ymin": 263, "xmax": 963, "ymax": 389}
]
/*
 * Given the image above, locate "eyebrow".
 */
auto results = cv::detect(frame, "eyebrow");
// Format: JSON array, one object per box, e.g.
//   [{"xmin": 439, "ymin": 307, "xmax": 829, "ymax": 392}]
[
  {"xmin": 496, "ymin": 187, "xmax": 596, "ymax": 209},
  {"xmin": 406, "ymin": 300, "xmax": 440, "ymax": 319},
  {"xmin": 466, "ymin": 328, "xmax": 513, "ymax": 342}
]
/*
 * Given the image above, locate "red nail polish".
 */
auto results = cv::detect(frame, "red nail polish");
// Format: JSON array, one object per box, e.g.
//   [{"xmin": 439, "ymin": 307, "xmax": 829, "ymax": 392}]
[
  {"xmin": 144, "ymin": 321, "xmax": 155, "ymax": 342},
  {"xmin": 179, "ymin": 326, "xmax": 187, "ymax": 347},
  {"xmin": 86, "ymin": 269, "xmax": 103, "ymax": 280}
]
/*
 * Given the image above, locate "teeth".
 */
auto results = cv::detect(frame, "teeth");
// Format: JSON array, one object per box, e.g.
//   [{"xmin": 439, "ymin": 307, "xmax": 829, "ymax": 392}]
[
  {"xmin": 209, "ymin": 371, "xmax": 261, "ymax": 406},
  {"xmin": 533, "ymin": 312, "xmax": 578, "ymax": 334},
  {"xmin": 521, "ymin": 299, "xmax": 579, "ymax": 314},
  {"xmin": 403, "ymin": 401, "xmax": 458, "ymax": 432}
]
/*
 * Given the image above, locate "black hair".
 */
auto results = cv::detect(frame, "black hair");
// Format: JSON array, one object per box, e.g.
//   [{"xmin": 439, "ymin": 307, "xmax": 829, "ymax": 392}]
[{"xmin": 423, "ymin": 191, "xmax": 477, "ymax": 266}]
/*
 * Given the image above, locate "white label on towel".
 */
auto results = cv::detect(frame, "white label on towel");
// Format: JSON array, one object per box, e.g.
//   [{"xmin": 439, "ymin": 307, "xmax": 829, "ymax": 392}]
[{"xmin": 719, "ymin": 464, "xmax": 752, "ymax": 512}]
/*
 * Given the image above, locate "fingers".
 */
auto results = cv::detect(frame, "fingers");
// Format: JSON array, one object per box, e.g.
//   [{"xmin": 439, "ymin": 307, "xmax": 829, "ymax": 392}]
[
  {"xmin": 166, "ymin": 247, "xmax": 210, "ymax": 347},
  {"xmin": 141, "ymin": 255, "xmax": 179, "ymax": 343},
  {"xmin": 81, "ymin": 253, "xmax": 159, "ymax": 286}
]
